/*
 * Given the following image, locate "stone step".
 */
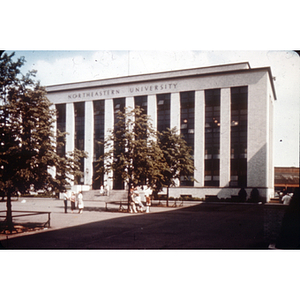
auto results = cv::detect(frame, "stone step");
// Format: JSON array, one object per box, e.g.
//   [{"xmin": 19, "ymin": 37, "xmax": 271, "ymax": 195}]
[{"xmin": 82, "ymin": 189, "xmax": 128, "ymax": 202}]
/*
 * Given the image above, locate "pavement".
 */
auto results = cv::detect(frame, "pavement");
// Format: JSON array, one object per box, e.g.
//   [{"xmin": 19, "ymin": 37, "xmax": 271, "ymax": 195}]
[{"xmin": 0, "ymin": 196, "xmax": 270, "ymax": 249}]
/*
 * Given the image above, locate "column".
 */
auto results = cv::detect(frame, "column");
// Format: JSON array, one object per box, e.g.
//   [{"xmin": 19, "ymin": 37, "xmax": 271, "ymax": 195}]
[
  {"xmin": 170, "ymin": 92, "xmax": 180, "ymax": 186},
  {"xmin": 48, "ymin": 104, "xmax": 57, "ymax": 179},
  {"xmin": 126, "ymin": 96, "xmax": 134, "ymax": 110},
  {"xmin": 66, "ymin": 103, "xmax": 75, "ymax": 153},
  {"xmin": 84, "ymin": 101, "xmax": 93, "ymax": 186},
  {"xmin": 125, "ymin": 96, "xmax": 134, "ymax": 134},
  {"xmin": 194, "ymin": 90, "xmax": 205, "ymax": 187},
  {"xmin": 220, "ymin": 88, "xmax": 231, "ymax": 187},
  {"xmin": 104, "ymin": 99, "xmax": 114, "ymax": 190},
  {"xmin": 66, "ymin": 103, "xmax": 75, "ymax": 185},
  {"xmin": 147, "ymin": 94, "xmax": 157, "ymax": 131}
]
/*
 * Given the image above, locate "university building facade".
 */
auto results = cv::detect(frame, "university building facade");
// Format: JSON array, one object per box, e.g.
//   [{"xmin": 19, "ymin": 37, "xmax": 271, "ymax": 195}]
[{"xmin": 46, "ymin": 62, "xmax": 276, "ymax": 201}]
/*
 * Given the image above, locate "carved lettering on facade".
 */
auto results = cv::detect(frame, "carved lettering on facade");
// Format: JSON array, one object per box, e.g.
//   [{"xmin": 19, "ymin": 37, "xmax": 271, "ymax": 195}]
[
  {"xmin": 67, "ymin": 82, "xmax": 177, "ymax": 99},
  {"xmin": 68, "ymin": 89, "xmax": 120, "ymax": 100},
  {"xmin": 129, "ymin": 83, "xmax": 177, "ymax": 93}
]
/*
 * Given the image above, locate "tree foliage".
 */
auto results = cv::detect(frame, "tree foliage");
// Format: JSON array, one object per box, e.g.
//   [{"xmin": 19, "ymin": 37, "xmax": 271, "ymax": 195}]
[
  {"xmin": 95, "ymin": 107, "xmax": 196, "ymax": 201},
  {"xmin": 0, "ymin": 51, "xmax": 86, "ymax": 231},
  {"xmin": 96, "ymin": 107, "xmax": 167, "ymax": 196},
  {"xmin": 158, "ymin": 127, "xmax": 195, "ymax": 198}
]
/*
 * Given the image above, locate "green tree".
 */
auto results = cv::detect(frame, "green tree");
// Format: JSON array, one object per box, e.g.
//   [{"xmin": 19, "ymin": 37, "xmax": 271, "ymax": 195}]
[
  {"xmin": 0, "ymin": 51, "xmax": 86, "ymax": 231},
  {"xmin": 96, "ymin": 106, "xmax": 167, "ymax": 203},
  {"xmin": 158, "ymin": 127, "xmax": 196, "ymax": 204}
]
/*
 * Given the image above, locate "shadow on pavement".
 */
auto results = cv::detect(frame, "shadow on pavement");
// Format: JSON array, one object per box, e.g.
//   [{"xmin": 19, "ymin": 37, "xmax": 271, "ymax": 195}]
[{"xmin": 0, "ymin": 203, "xmax": 269, "ymax": 250}]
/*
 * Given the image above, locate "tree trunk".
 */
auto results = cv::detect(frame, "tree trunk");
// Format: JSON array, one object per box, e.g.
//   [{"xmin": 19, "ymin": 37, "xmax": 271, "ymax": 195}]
[
  {"xmin": 127, "ymin": 179, "xmax": 132, "ymax": 212},
  {"xmin": 6, "ymin": 189, "xmax": 14, "ymax": 232},
  {"xmin": 167, "ymin": 186, "xmax": 169, "ymax": 207}
]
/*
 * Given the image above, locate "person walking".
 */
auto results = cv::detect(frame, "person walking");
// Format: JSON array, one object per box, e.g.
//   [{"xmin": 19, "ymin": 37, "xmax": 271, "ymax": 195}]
[
  {"xmin": 62, "ymin": 190, "xmax": 69, "ymax": 213},
  {"xmin": 77, "ymin": 191, "xmax": 84, "ymax": 214},
  {"xmin": 70, "ymin": 192, "xmax": 76, "ymax": 213}
]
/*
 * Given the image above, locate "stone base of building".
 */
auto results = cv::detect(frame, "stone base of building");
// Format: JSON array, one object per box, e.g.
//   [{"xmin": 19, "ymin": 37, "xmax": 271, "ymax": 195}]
[
  {"xmin": 68, "ymin": 185, "xmax": 91, "ymax": 193},
  {"xmin": 168, "ymin": 187, "xmax": 274, "ymax": 203}
]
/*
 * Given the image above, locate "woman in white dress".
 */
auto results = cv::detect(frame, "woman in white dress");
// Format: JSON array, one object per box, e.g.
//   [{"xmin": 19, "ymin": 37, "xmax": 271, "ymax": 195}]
[{"xmin": 77, "ymin": 191, "xmax": 84, "ymax": 214}]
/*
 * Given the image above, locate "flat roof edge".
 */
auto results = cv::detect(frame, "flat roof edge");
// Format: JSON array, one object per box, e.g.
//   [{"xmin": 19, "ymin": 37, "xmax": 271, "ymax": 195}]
[{"xmin": 45, "ymin": 62, "xmax": 276, "ymax": 100}]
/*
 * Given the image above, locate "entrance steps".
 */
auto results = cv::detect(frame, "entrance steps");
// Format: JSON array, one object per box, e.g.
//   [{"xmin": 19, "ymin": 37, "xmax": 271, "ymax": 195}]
[{"xmin": 82, "ymin": 189, "xmax": 128, "ymax": 202}]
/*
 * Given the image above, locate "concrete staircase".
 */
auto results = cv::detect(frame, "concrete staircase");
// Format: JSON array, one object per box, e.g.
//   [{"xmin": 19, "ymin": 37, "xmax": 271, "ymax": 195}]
[{"xmin": 82, "ymin": 189, "xmax": 128, "ymax": 202}]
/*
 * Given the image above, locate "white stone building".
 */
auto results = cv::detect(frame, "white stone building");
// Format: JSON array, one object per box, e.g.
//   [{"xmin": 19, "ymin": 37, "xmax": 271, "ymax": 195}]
[{"xmin": 46, "ymin": 62, "xmax": 276, "ymax": 201}]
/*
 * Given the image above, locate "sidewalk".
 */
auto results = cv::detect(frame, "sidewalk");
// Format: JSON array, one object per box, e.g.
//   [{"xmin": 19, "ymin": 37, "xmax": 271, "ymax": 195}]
[{"xmin": 0, "ymin": 197, "xmax": 194, "ymax": 240}]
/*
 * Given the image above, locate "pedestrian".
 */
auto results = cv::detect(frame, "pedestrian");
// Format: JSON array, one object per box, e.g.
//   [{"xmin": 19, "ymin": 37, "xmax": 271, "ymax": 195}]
[
  {"xmin": 105, "ymin": 184, "xmax": 110, "ymax": 196},
  {"xmin": 62, "ymin": 190, "xmax": 68, "ymax": 213},
  {"xmin": 129, "ymin": 187, "xmax": 137, "ymax": 213},
  {"xmin": 70, "ymin": 192, "xmax": 76, "ymax": 213},
  {"xmin": 133, "ymin": 187, "xmax": 145, "ymax": 212},
  {"xmin": 146, "ymin": 196, "xmax": 151, "ymax": 213},
  {"xmin": 282, "ymin": 192, "xmax": 292, "ymax": 205},
  {"xmin": 77, "ymin": 191, "xmax": 84, "ymax": 214},
  {"xmin": 100, "ymin": 185, "xmax": 104, "ymax": 196}
]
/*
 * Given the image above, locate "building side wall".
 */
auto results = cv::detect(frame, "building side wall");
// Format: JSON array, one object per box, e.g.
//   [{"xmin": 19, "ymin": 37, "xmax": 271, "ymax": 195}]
[
  {"xmin": 268, "ymin": 77, "xmax": 275, "ymax": 199},
  {"xmin": 247, "ymin": 73, "xmax": 268, "ymax": 188}
]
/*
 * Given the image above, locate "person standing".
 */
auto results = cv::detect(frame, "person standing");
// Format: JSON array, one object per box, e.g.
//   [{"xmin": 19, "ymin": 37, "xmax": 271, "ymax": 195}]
[
  {"xmin": 282, "ymin": 192, "xmax": 292, "ymax": 205},
  {"xmin": 99, "ymin": 185, "xmax": 104, "ymax": 196},
  {"xmin": 145, "ymin": 196, "xmax": 151, "ymax": 213},
  {"xmin": 70, "ymin": 192, "xmax": 76, "ymax": 213},
  {"xmin": 78, "ymin": 191, "xmax": 84, "ymax": 214},
  {"xmin": 105, "ymin": 184, "xmax": 110, "ymax": 196},
  {"xmin": 129, "ymin": 187, "xmax": 137, "ymax": 213},
  {"xmin": 62, "ymin": 190, "xmax": 68, "ymax": 213}
]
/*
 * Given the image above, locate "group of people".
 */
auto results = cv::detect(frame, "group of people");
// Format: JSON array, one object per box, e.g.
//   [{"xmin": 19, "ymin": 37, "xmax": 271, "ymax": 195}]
[
  {"xmin": 62, "ymin": 185, "xmax": 153, "ymax": 214},
  {"xmin": 62, "ymin": 190, "xmax": 84, "ymax": 214},
  {"xmin": 129, "ymin": 186, "xmax": 152, "ymax": 213}
]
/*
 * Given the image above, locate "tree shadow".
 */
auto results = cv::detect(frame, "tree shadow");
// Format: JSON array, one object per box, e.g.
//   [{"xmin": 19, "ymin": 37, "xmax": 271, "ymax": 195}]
[{"xmin": 0, "ymin": 203, "xmax": 270, "ymax": 250}]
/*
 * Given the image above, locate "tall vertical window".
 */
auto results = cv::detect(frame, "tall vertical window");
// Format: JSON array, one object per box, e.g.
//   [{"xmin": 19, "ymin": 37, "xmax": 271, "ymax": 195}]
[
  {"xmin": 74, "ymin": 102, "xmax": 85, "ymax": 184},
  {"xmin": 180, "ymin": 91, "xmax": 195, "ymax": 186},
  {"xmin": 134, "ymin": 95, "xmax": 147, "ymax": 115},
  {"xmin": 230, "ymin": 86, "xmax": 248, "ymax": 187},
  {"xmin": 134, "ymin": 96, "xmax": 148, "ymax": 140},
  {"xmin": 56, "ymin": 104, "xmax": 66, "ymax": 157},
  {"xmin": 113, "ymin": 98, "xmax": 125, "ymax": 189},
  {"xmin": 93, "ymin": 100, "xmax": 105, "ymax": 189},
  {"xmin": 205, "ymin": 89, "xmax": 220, "ymax": 187},
  {"xmin": 157, "ymin": 93, "xmax": 170, "ymax": 133}
]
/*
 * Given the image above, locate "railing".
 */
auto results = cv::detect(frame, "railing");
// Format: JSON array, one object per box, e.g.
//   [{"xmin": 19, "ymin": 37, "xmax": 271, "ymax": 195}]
[{"xmin": 0, "ymin": 210, "xmax": 51, "ymax": 228}]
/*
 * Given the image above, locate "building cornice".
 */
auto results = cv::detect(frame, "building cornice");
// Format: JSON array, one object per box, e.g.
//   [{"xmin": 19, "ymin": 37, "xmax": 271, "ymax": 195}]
[{"xmin": 46, "ymin": 61, "xmax": 277, "ymax": 100}]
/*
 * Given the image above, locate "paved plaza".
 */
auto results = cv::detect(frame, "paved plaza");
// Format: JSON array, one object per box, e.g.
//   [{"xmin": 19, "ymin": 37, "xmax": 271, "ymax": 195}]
[{"xmin": 0, "ymin": 196, "xmax": 271, "ymax": 249}]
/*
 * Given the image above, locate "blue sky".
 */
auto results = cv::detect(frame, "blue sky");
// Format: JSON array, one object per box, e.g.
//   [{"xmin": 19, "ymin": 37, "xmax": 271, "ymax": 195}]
[{"xmin": 6, "ymin": 50, "xmax": 300, "ymax": 168}]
